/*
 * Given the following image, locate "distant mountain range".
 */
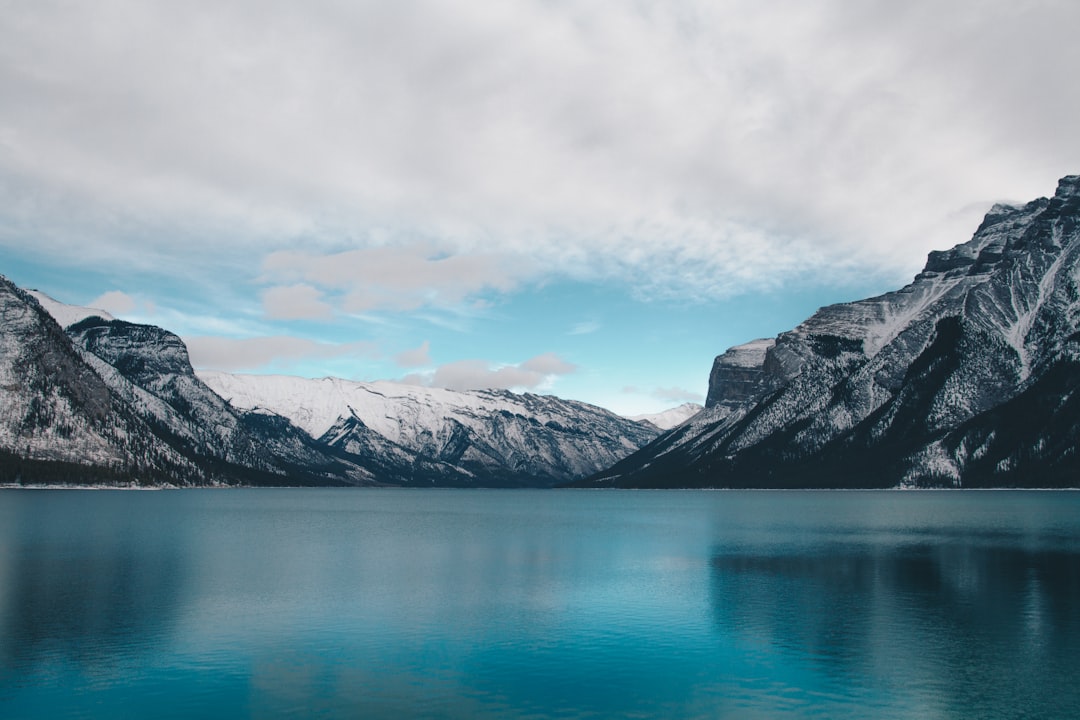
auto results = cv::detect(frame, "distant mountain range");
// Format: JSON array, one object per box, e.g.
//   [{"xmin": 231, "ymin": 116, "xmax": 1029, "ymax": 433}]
[
  {"xmin": 5, "ymin": 175, "xmax": 1079, "ymax": 489},
  {"xmin": 629, "ymin": 403, "xmax": 703, "ymax": 431},
  {"xmin": 0, "ymin": 283, "xmax": 658, "ymax": 487},
  {"xmin": 196, "ymin": 371, "xmax": 658, "ymax": 487},
  {"xmin": 573, "ymin": 175, "xmax": 1080, "ymax": 488}
]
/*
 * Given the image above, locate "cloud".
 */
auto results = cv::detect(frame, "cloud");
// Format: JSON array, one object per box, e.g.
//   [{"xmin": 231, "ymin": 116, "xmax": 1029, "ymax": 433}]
[
  {"xmin": 394, "ymin": 340, "xmax": 431, "ymax": 368},
  {"xmin": 569, "ymin": 320, "xmax": 601, "ymax": 336},
  {"xmin": 652, "ymin": 386, "xmax": 705, "ymax": 404},
  {"xmin": 1, "ymin": 0, "xmax": 1079, "ymax": 297},
  {"xmin": 404, "ymin": 352, "xmax": 577, "ymax": 391},
  {"xmin": 88, "ymin": 290, "xmax": 137, "ymax": 316},
  {"xmin": 87, "ymin": 290, "xmax": 158, "ymax": 318},
  {"xmin": 260, "ymin": 244, "xmax": 533, "ymax": 312},
  {"xmin": 262, "ymin": 284, "xmax": 333, "ymax": 320},
  {"xmin": 520, "ymin": 352, "xmax": 577, "ymax": 375},
  {"xmin": 622, "ymin": 384, "xmax": 705, "ymax": 404},
  {"xmin": 184, "ymin": 335, "xmax": 378, "ymax": 372}
]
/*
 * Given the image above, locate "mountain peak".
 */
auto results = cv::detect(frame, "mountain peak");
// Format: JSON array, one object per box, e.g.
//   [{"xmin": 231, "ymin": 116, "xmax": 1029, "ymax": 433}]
[
  {"xmin": 581, "ymin": 173, "xmax": 1080, "ymax": 489},
  {"xmin": 1055, "ymin": 174, "xmax": 1080, "ymax": 199}
]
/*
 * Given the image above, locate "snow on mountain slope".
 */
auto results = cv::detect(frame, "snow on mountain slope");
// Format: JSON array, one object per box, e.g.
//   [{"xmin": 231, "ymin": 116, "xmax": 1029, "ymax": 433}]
[
  {"xmin": 66, "ymin": 316, "xmax": 371, "ymax": 484},
  {"xmin": 199, "ymin": 371, "xmax": 660, "ymax": 486},
  {"xmin": 199, "ymin": 372, "xmax": 516, "ymax": 440},
  {"xmin": 27, "ymin": 290, "xmax": 114, "ymax": 328},
  {"xmin": 23, "ymin": 289, "xmax": 656, "ymax": 486},
  {"xmin": 0, "ymin": 276, "xmax": 210, "ymax": 483},
  {"xmin": 9, "ymin": 290, "xmax": 376, "ymax": 486},
  {"xmin": 581, "ymin": 174, "xmax": 1080, "ymax": 488},
  {"xmin": 630, "ymin": 403, "xmax": 703, "ymax": 430}
]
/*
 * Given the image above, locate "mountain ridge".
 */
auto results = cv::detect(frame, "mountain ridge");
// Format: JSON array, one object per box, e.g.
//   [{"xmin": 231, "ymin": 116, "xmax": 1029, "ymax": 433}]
[
  {"xmin": 0, "ymin": 287, "xmax": 660, "ymax": 487},
  {"xmin": 573, "ymin": 174, "xmax": 1080, "ymax": 488},
  {"xmin": 198, "ymin": 370, "xmax": 660, "ymax": 487},
  {"xmin": 7, "ymin": 176, "xmax": 1079, "ymax": 489}
]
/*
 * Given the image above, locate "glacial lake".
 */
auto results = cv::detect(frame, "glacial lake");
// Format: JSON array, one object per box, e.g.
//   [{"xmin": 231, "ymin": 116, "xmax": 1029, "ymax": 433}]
[{"xmin": 1, "ymin": 489, "xmax": 1078, "ymax": 719}]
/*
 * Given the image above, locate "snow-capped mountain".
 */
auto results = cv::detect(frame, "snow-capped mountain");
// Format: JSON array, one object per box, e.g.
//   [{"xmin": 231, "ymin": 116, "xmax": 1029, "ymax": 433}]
[
  {"xmin": 63, "ymin": 315, "xmax": 374, "ymax": 486},
  {"xmin": 26, "ymin": 291, "xmax": 115, "ymax": 328},
  {"xmin": 579, "ymin": 175, "xmax": 1080, "ymax": 488},
  {"xmin": 629, "ymin": 403, "xmax": 703, "ymax": 430},
  {"xmin": 1, "ymin": 283, "xmax": 390, "ymax": 486},
  {"xmin": 0, "ymin": 279, "xmax": 224, "ymax": 485},
  {"xmin": 0, "ymin": 279, "xmax": 162, "ymax": 477},
  {"xmin": 1, "ymin": 285, "xmax": 658, "ymax": 486},
  {"xmin": 199, "ymin": 371, "xmax": 660, "ymax": 487}
]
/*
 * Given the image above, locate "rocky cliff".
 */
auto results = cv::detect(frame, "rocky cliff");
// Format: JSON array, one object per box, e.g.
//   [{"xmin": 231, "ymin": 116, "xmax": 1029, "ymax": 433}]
[{"xmin": 579, "ymin": 175, "xmax": 1080, "ymax": 488}]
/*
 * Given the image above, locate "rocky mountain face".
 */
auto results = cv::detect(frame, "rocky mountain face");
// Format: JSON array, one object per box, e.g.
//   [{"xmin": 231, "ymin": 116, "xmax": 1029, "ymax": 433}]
[
  {"xmin": 0, "ymin": 283, "xmax": 659, "ymax": 486},
  {"xmin": 65, "ymin": 316, "xmax": 373, "ymax": 486},
  {"xmin": 579, "ymin": 175, "xmax": 1080, "ymax": 488},
  {"xmin": 0, "ymin": 276, "xmax": 183, "ymax": 483},
  {"xmin": 0, "ymin": 279, "xmax": 379, "ymax": 486},
  {"xmin": 198, "ymin": 372, "xmax": 659, "ymax": 487}
]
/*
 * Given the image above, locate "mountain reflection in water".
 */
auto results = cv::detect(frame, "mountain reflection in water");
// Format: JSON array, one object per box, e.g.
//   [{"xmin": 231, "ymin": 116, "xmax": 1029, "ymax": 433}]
[
  {"xmin": 710, "ymin": 540, "xmax": 1080, "ymax": 718},
  {"xmin": 0, "ymin": 492, "xmax": 189, "ymax": 675},
  {"xmin": 1, "ymin": 489, "xmax": 1079, "ymax": 720}
]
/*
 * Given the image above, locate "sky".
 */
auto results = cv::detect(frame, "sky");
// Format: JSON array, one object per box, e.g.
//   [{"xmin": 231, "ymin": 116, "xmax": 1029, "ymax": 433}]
[{"xmin": 2, "ymin": 0, "xmax": 1079, "ymax": 416}]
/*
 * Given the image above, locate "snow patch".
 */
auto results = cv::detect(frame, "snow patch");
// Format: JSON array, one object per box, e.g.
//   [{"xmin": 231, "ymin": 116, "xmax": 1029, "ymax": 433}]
[
  {"xmin": 28, "ymin": 291, "xmax": 115, "ymax": 328},
  {"xmin": 630, "ymin": 403, "xmax": 703, "ymax": 430}
]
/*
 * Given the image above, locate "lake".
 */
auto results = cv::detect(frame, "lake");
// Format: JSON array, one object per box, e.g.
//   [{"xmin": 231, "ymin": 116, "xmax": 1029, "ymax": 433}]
[{"xmin": 1, "ymin": 488, "xmax": 1078, "ymax": 719}]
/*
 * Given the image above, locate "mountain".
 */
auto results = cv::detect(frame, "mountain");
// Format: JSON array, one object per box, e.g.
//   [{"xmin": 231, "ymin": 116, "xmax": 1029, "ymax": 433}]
[
  {"xmin": 198, "ymin": 371, "xmax": 660, "ymax": 487},
  {"xmin": 27, "ymin": 290, "xmax": 115, "ymax": 327},
  {"xmin": 0, "ymin": 277, "xmax": 185, "ymax": 484},
  {"xmin": 64, "ymin": 315, "xmax": 378, "ymax": 486},
  {"xmin": 0, "ymin": 283, "xmax": 383, "ymax": 486},
  {"xmin": 629, "ymin": 403, "xmax": 703, "ymax": 430},
  {"xmin": 577, "ymin": 175, "xmax": 1080, "ymax": 489},
  {"xmin": 1, "ymin": 285, "xmax": 658, "ymax": 486}
]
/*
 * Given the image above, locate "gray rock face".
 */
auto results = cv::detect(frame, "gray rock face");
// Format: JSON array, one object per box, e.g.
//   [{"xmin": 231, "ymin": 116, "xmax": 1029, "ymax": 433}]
[
  {"xmin": 64, "ymin": 316, "xmax": 370, "ymax": 485},
  {"xmin": 0, "ymin": 278, "xmax": 200, "ymax": 483},
  {"xmin": 706, "ymin": 339, "xmax": 779, "ymax": 418},
  {"xmin": 0, "ymin": 287, "xmax": 377, "ymax": 486},
  {"xmin": 582, "ymin": 175, "xmax": 1080, "ymax": 488}
]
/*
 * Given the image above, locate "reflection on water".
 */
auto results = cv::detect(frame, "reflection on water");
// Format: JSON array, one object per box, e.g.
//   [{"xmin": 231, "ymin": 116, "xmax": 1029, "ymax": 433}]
[
  {"xmin": 711, "ymin": 543, "xmax": 1080, "ymax": 718},
  {"xmin": 0, "ymin": 492, "xmax": 188, "ymax": 676},
  {"xmin": 0, "ymin": 489, "xmax": 1078, "ymax": 719}
]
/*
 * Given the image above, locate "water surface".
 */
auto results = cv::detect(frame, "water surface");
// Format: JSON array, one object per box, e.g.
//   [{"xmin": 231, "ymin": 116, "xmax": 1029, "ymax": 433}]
[{"xmin": 1, "ymin": 489, "xmax": 1078, "ymax": 719}]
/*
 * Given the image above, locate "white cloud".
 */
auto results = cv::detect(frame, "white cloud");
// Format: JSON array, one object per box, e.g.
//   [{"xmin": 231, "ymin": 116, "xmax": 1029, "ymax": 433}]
[
  {"xmin": 88, "ymin": 290, "xmax": 137, "ymax": 316},
  {"xmin": 394, "ymin": 340, "xmax": 431, "ymax": 368},
  {"xmin": 570, "ymin": 320, "xmax": 601, "ymax": 336},
  {"xmin": 86, "ymin": 289, "xmax": 159, "ymax": 319},
  {"xmin": 1, "ymin": 0, "xmax": 1079, "ymax": 296},
  {"xmin": 184, "ymin": 335, "xmax": 378, "ymax": 372},
  {"xmin": 520, "ymin": 352, "xmax": 577, "ymax": 376},
  {"xmin": 260, "ymin": 244, "xmax": 531, "ymax": 312},
  {"xmin": 622, "ymin": 384, "xmax": 705, "ymax": 404},
  {"xmin": 262, "ymin": 284, "xmax": 333, "ymax": 320},
  {"xmin": 652, "ymin": 386, "xmax": 705, "ymax": 404},
  {"xmin": 404, "ymin": 352, "xmax": 577, "ymax": 391}
]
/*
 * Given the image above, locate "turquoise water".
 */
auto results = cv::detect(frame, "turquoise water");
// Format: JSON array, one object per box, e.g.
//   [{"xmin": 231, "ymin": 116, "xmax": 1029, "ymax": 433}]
[{"xmin": 1, "ymin": 489, "xmax": 1078, "ymax": 719}]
